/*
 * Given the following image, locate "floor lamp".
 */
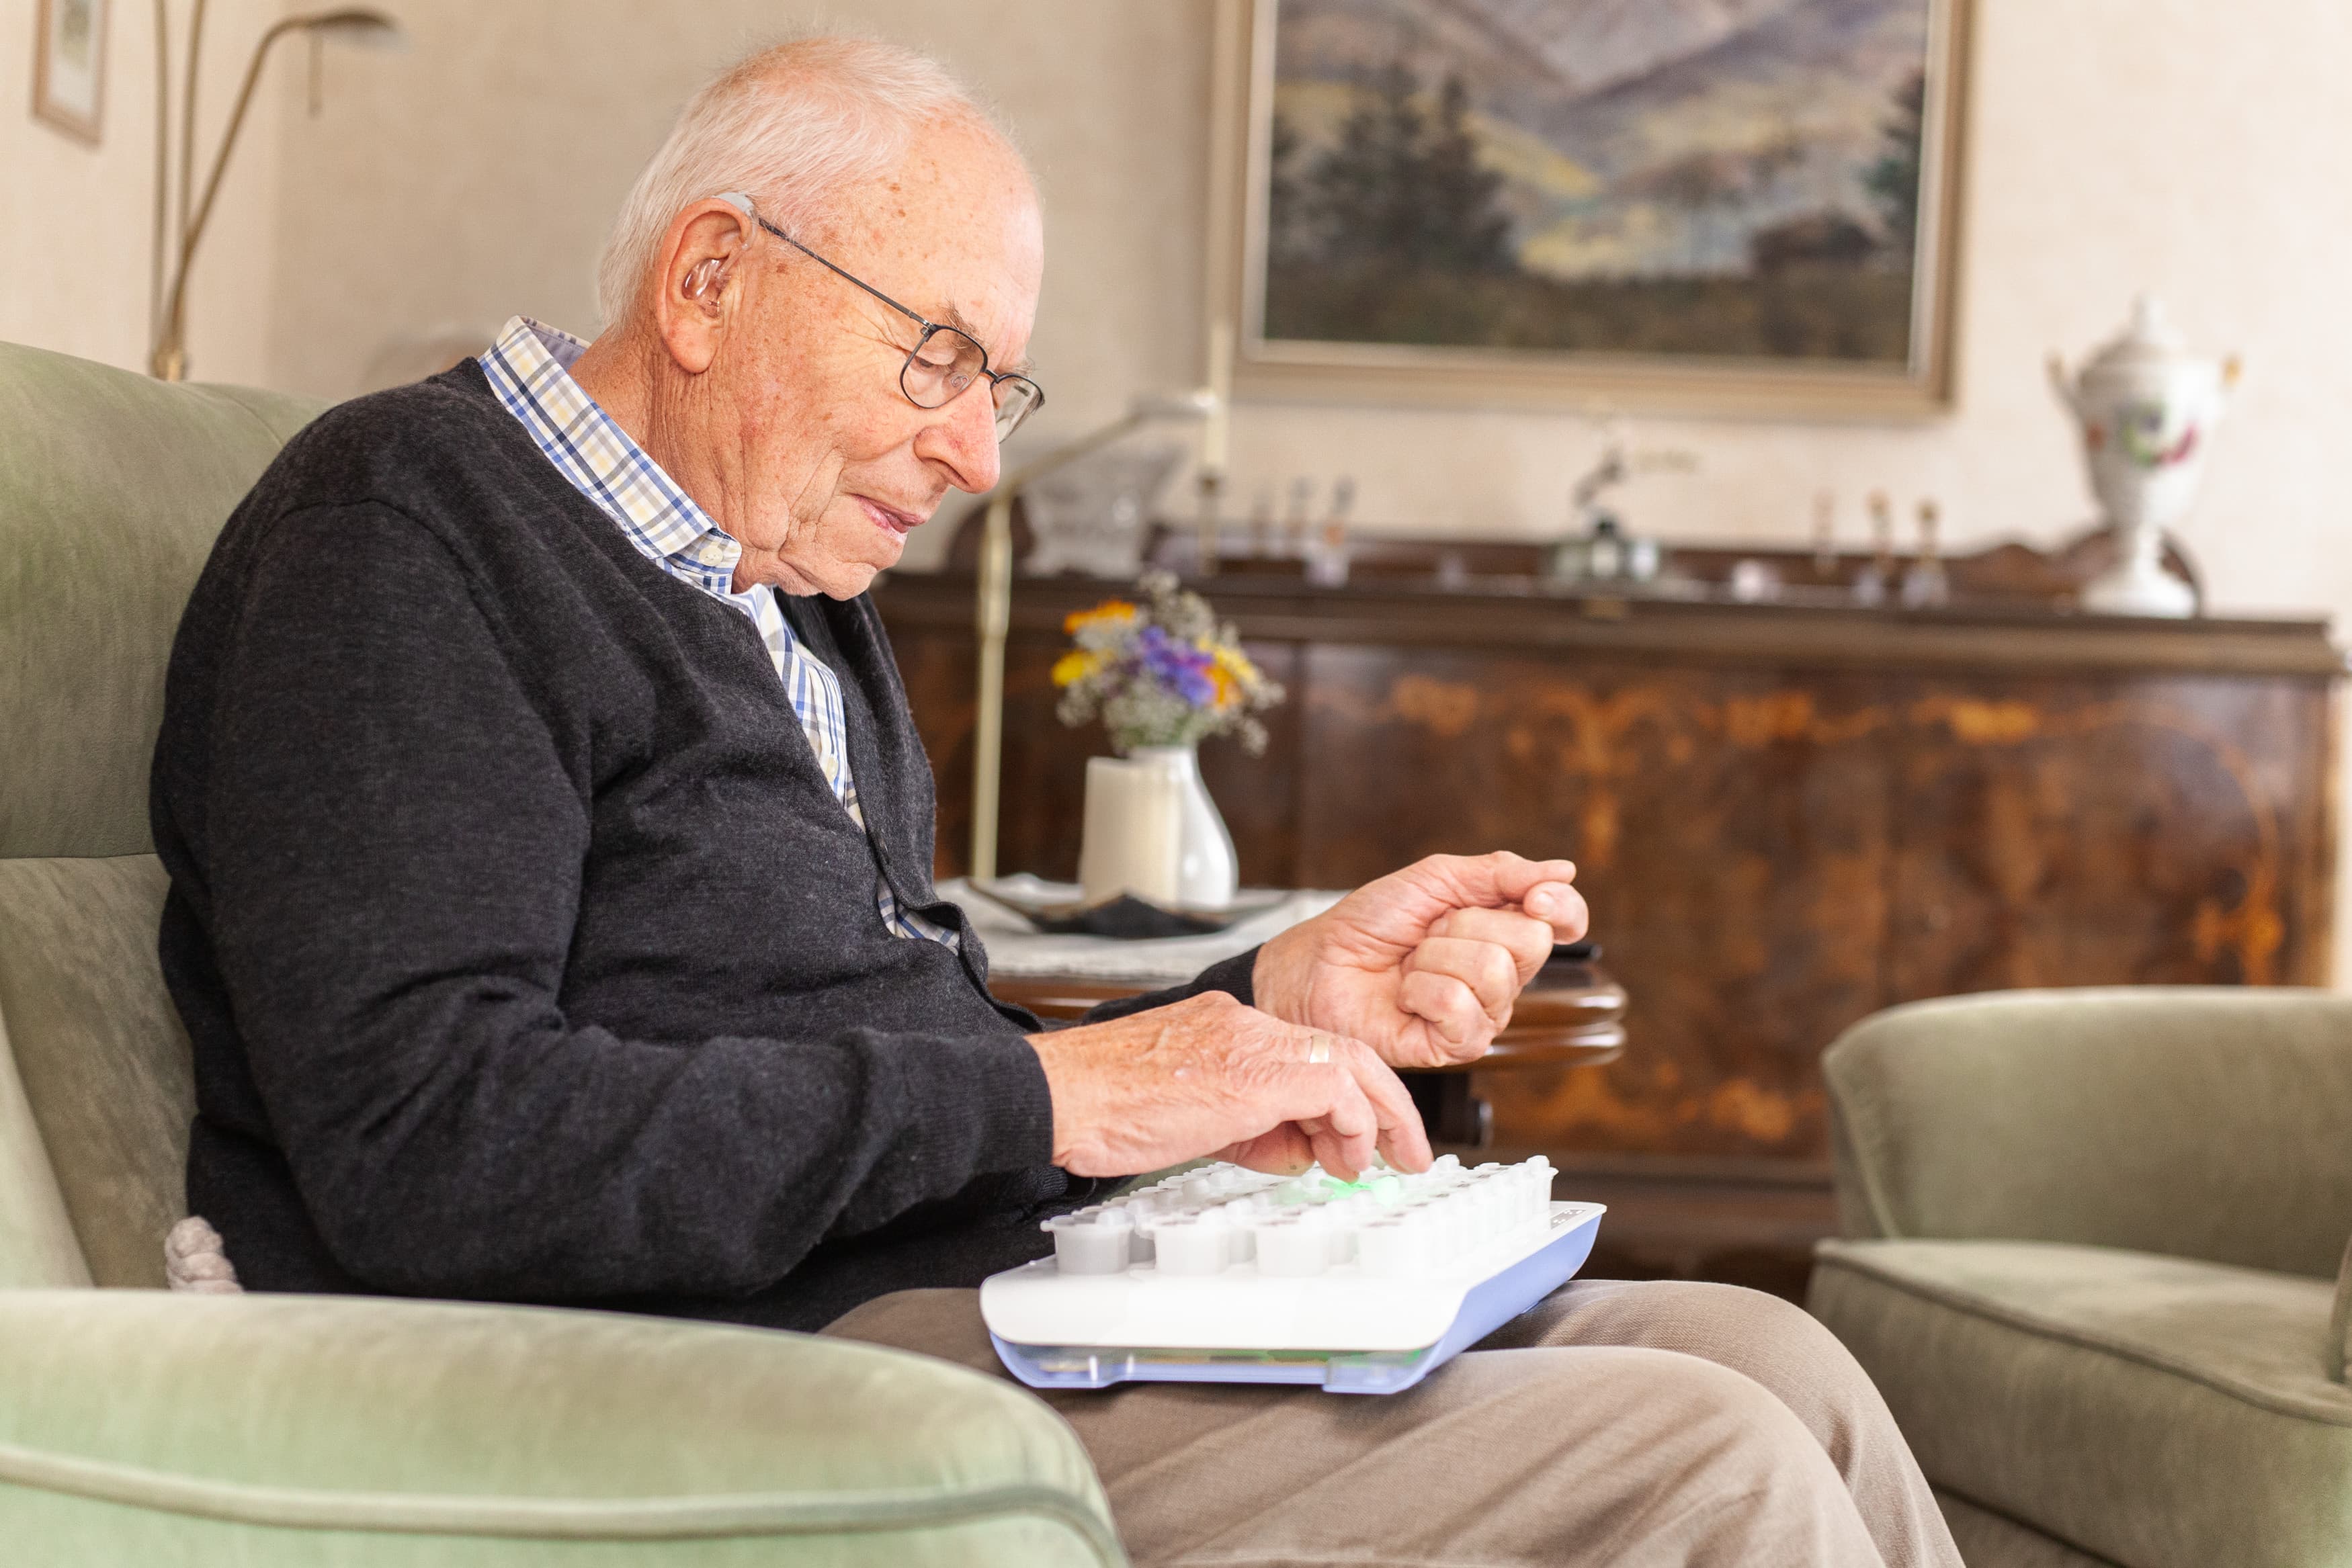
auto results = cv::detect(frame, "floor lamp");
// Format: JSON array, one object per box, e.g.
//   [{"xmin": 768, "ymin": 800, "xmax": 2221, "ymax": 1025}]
[
  {"xmin": 968, "ymin": 389, "xmax": 1217, "ymax": 883},
  {"xmin": 149, "ymin": 6, "xmax": 403, "ymax": 381}
]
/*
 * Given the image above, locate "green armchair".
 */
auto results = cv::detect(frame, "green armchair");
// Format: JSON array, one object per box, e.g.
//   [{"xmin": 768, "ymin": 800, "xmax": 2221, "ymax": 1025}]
[
  {"xmin": 1808, "ymin": 988, "xmax": 2352, "ymax": 1568},
  {"xmin": 0, "ymin": 341, "xmax": 1124, "ymax": 1565}
]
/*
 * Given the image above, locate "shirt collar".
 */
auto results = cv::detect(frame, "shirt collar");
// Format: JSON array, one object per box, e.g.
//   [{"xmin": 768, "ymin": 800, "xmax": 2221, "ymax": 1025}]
[{"xmin": 477, "ymin": 315, "xmax": 743, "ymax": 595}]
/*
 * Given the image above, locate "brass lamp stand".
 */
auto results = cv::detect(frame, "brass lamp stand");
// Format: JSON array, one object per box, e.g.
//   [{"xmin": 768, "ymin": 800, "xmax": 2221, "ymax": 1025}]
[
  {"xmin": 968, "ymin": 390, "xmax": 1217, "ymax": 882},
  {"xmin": 149, "ymin": 5, "xmax": 403, "ymax": 381}
]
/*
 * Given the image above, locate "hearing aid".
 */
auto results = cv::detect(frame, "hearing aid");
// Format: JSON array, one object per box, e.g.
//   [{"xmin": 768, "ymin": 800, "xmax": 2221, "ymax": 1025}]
[{"xmin": 685, "ymin": 191, "xmax": 761, "ymax": 300}]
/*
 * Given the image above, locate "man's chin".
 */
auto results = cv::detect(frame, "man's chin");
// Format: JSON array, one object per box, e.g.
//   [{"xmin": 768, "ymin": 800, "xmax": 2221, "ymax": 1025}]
[
  {"xmin": 819, "ymin": 555, "xmax": 892, "ymax": 599},
  {"xmin": 783, "ymin": 519, "xmax": 906, "ymax": 598}
]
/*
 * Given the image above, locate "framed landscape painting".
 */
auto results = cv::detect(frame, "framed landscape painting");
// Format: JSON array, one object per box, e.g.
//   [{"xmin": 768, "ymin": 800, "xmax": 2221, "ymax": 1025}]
[{"xmin": 1213, "ymin": 0, "xmax": 1972, "ymax": 419}]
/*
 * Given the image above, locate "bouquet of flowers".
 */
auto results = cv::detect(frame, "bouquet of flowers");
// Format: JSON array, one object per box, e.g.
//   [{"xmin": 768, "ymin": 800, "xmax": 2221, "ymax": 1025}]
[{"xmin": 1052, "ymin": 570, "xmax": 1284, "ymax": 754}]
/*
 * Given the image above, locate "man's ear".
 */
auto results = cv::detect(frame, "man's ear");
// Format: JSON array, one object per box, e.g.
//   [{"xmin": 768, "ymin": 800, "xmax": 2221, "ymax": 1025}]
[{"xmin": 651, "ymin": 201, "xmax": 754, "ymax": 376}]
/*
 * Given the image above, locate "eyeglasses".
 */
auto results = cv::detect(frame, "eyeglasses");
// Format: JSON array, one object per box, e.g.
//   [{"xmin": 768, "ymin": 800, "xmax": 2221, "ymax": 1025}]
[{"xmin": 718, "ymin": 191, "xmax": 1044, "ymax": 441}]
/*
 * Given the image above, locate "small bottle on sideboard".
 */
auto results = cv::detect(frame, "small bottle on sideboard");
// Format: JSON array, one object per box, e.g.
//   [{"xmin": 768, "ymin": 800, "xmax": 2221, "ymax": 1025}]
[{"xmin": 1305, "ymin": 478, "xmax": 1356, "ymax": 588}]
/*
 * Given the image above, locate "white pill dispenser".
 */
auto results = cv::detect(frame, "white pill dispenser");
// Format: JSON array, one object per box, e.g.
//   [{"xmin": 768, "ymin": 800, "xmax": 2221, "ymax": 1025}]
[{"xmin": 982, "ymin": 1155, "xmax": 1605, "ymax": 1395}]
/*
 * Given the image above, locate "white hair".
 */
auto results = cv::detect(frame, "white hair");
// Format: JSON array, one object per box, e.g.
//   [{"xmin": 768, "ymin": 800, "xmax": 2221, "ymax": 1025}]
[{"xmin": 596, "ymin": 35, "xmax": 1017, "ymax": 327}]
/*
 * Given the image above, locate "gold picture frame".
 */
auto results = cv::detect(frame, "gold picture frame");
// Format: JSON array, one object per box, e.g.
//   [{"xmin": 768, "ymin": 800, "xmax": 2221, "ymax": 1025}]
[
  {"xmin": 33, "ymin": 0, "xmax": 108, "ymax": 145},
  {"xmin": 1210, "ymin": 0, "xmax": 1974, "ymax": 421}
]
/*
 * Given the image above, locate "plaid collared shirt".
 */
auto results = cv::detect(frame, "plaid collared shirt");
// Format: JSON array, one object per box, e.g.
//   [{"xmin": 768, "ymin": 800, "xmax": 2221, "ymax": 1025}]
[{"xmin": 479, "ymin": 315, "xmax": 957, "ymax": 949}]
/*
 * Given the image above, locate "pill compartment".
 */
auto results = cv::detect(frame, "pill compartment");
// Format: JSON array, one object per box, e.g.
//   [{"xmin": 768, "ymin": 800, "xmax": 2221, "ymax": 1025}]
[
  {"xmin": 1256, "ymin": 1215, "xmax": 1332, "ymax": 1277},
  {"xmin": 1220, "ymin": 1199, "xmax": 1259, "ymax": 1263},
  {"xmin": 1417, "ymin": 1200, "xmax": 1468, "ymax": 1263},
  {"xmin": 1356, "ymin": 1216, "xmax": 1416, "ymax": 1277},
  {"xmin": 1153, "ymin": 1213, "xmax": 1232, "ymax": 1276},
  {"xmin": 1468, "ymin": 1178, "xmax": 1507, "ymax": 1241},
  {"xmin": 1042, "ymin": 1210, "xmax": 1132, "ymax": 1275},
  {"xmin": 1040, "ymin": 1155, "xmax": 1561, "ymax": 1287}
]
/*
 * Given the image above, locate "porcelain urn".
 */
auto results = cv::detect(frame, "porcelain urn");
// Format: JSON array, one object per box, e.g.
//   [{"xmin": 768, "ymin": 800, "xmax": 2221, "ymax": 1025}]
[{"xmin": 2048, "ymin": 296, "xmax": 2238, "ymax": 617}]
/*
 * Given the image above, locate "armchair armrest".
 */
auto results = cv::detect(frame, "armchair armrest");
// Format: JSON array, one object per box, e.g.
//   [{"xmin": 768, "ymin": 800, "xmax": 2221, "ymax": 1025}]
[
  {"xmin": 0, "ymin": 1290, "xmax": 1122, "ymax": 1566},
  {"xmin": 1822, "ymin": 988, "xmax": 2352, "ymax": 1280}
]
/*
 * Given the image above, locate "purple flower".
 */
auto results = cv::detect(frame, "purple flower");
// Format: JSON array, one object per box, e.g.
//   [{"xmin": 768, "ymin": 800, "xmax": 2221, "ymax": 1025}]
[{"xmin": 1134, "ymin": 625, "xmax": 1218, "ymax": 707}]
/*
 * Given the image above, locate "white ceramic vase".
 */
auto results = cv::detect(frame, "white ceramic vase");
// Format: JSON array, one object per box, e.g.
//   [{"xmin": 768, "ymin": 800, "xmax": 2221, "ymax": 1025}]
[
  {"xmin": 1132, "ymin": 745, "xmax": 1238, "ymax": 908},
  {"xmin": 2049, "ymin": 296, "xmax": 2238, "ymax": 618},
  {"xmin": 1077, "ymin": 746, "xmax": 1238, "ymax": 909}
]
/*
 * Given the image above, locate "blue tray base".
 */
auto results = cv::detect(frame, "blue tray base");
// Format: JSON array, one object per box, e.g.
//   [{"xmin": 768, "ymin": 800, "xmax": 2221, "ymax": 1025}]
[{"xmin": 993, "ymin": 1215, "xmax": 1598, "ymax": 1395}]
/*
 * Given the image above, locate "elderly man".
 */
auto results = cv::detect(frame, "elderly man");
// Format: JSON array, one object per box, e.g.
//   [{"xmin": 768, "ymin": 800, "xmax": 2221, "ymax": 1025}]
[{"xmin": 153, "ymin": 35, "xmax": 1960, "ymax": 1568}]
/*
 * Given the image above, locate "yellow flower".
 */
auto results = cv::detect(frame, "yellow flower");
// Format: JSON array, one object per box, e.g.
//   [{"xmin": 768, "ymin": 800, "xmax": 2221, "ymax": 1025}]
[
  {"xmin": 1210, "ymin": 643, "xmax": 1261, "ymax": 686},
  {"xmin": 1051, "ymin": 649, "xmax": 1106, "ymax": 687},
  {"xmin": 1063, "ymin": 600, "xmax": 1138, "ymax": 636},
  {"xmin": 1208, "ymin": 664, "xmax": 1239, "ymax": 709}
]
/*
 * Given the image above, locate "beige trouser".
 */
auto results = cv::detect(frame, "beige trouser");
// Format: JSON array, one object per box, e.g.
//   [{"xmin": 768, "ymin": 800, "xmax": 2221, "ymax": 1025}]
[{"xmin": 825, "ymin": 1278, "xmax": 1963, "ymax": 1568}]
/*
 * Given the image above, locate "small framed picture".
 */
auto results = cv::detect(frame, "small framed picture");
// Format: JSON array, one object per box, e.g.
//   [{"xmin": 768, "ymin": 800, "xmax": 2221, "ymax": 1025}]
[{"xmin": 34, "ymin": 0, "xmax": 108, "ymax": 146}]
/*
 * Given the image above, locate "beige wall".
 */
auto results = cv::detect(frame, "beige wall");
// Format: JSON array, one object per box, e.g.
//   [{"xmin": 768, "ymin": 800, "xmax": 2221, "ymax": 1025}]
[
  {"xmin": 1, "ymin": 0, "xmax": 286, "ymax": 384},
  {"xmin": 259, "ymin": 1, "xmax": 1215, "ymax": 423},
  {"xmin": 258, "ymin": 1, "xmax": 2352, "ymax": 615},
  {"xmin": 13, "ymin": 0, "xmax": 2343, "ymax": 610}
]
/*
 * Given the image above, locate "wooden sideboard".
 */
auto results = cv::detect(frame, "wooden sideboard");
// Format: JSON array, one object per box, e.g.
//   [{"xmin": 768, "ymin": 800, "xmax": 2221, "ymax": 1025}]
[{"xmin": 874, "ymin": 568, "xmax": 2339, "ymax": 1283}]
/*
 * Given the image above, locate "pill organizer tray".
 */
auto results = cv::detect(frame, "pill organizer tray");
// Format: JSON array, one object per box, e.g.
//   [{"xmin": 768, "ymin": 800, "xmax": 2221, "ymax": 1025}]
[{"xmin": 982, "ymin": 1156, "xmax": 1606, "ymax": 1395}]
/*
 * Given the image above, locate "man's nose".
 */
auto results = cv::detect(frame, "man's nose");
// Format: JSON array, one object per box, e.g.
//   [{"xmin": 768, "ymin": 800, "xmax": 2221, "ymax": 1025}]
[{"xmin": 921, "ymin": 383, "xmax": 1003, "ymax": 494}]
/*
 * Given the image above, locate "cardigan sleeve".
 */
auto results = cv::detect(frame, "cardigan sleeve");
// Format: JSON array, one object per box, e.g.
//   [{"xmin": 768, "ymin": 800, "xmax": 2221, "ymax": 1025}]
[
  {"xmin": 1077, "ymin": 949, "xmax": 1261, "ymax": 1024},
  {"xmin": 196, "ymin": 503, "xmax": 1056, "ymax": 1301}
]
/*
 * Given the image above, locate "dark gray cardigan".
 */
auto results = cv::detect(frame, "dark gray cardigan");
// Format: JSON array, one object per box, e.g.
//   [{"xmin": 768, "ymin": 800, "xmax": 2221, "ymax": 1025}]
[{"xmin": 151, "ymin": 363, "xmax": 1251, "ymax": 1331}]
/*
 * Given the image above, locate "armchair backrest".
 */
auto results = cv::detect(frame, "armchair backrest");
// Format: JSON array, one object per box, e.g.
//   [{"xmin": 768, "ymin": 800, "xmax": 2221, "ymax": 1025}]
[
  {"xmin": 1824, "ymin": 986, "xmax": 2352, "ymax": 1280},
  {"xmin": 0, "ymin": 341, "xmax": 323, "ymax": 1287}
]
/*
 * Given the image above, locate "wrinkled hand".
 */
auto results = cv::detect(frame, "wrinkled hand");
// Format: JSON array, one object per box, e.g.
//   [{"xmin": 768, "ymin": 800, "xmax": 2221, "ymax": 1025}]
[
  {"xmin": 1252, "ymin": 852, "xmax": 1589, "ymax": 1070},
  {"xmin": 1026, "ymin": 992, "xmax": 1432, "ymax": 1180}
]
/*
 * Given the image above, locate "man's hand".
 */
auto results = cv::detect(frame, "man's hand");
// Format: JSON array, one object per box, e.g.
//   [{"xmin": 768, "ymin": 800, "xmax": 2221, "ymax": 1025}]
[
  {"xmin": 1252, "ymin": 852, "xmax": 1589, "ymax": 1070},
  {"xmin": 1026, "ymin": 992, "xmax": 1433, "ymax": 1180}
]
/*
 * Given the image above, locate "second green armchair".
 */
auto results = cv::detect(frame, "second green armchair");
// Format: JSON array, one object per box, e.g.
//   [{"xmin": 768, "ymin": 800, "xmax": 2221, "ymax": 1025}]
[{"xmin": 1810, "ymin": 987, "xmax": 2352, "ymax": 1568}]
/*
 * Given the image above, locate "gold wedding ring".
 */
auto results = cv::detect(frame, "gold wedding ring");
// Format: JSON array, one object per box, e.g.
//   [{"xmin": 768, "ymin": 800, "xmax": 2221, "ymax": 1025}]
[{"xmin": 1306, "ymin": 1034, "xmax": 1334, "ymax": 1065}]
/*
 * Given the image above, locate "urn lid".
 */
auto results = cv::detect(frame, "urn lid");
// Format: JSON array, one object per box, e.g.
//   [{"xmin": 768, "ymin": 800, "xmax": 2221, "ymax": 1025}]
[{"xmin": 2076, "ymin": 295, "xmax": 2193, "ymax": 384}]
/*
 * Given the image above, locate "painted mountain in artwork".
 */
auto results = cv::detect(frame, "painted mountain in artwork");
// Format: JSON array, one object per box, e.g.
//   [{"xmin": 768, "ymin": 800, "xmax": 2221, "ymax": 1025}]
[{"xmin": 1270, "ymin": 0, "xmax": 1934, "ymax": 291}]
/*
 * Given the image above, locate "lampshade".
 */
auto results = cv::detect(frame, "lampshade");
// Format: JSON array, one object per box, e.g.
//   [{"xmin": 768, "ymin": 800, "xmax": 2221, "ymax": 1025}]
[{"xmin": 297, "ymin": 9, "xmax": 405, "ymax": 48}]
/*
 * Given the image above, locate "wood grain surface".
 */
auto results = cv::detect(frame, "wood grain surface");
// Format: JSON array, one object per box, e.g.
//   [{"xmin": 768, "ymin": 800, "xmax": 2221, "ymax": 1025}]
[{"xmin": 880, "ymin": 570, "xmax": 2338, "ymax": 1172}]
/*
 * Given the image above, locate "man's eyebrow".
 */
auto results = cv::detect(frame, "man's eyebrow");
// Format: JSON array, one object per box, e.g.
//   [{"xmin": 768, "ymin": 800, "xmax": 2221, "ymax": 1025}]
[{"xmin": 940, "ymin": 302, "xmax": 1033, "ymax": 376}]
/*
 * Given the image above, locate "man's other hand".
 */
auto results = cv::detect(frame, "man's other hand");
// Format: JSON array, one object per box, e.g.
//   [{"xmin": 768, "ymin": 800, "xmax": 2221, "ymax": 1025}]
[
  {"xmin": 1027, "ymin": 993, "xmax": 1433, "ymax": 1180},
  {"xmin": 1251, "ymin": 852, "xmax": 1589, "ymax": 1070}
]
